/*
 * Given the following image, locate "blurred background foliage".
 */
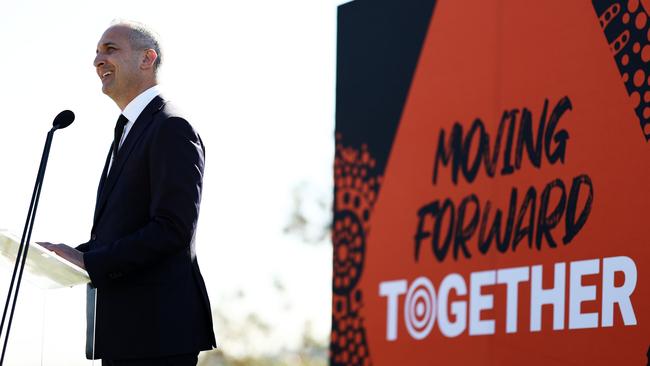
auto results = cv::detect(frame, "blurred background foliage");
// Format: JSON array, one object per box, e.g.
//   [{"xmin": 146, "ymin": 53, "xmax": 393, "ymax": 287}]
[{"xmin": 198, "ymin": 182, "xmax": 332, "ymax": 365}]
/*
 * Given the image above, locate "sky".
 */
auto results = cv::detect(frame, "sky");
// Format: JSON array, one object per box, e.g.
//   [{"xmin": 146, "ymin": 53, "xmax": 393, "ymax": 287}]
[{"xmin": 0, "ymin": 0, "xmax": 348, "ymax": 364}]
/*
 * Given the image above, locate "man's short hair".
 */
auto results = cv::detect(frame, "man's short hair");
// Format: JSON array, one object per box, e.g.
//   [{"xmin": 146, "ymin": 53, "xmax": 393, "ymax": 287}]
[{"xmin": 111, "ymin": 20, "xmax": 163, "ymax": 73}]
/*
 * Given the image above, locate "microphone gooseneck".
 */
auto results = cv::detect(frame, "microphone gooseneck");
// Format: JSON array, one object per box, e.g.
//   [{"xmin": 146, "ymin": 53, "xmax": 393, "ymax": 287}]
[{"xmin": 0, "ymin": 110, "xmax": 74, "ymax": 365}]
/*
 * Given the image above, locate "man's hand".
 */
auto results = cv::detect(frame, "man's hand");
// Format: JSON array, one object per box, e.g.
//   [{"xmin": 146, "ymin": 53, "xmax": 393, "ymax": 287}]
[{"xmin": 37, "ymin": 242, "xmax": 85, "ymax": 270}]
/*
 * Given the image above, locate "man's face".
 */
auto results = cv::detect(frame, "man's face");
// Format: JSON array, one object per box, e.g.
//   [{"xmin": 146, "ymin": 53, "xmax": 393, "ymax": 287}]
[{"xmin": 93, "ymin": 26, "xmax": 143, "ymax": 103}]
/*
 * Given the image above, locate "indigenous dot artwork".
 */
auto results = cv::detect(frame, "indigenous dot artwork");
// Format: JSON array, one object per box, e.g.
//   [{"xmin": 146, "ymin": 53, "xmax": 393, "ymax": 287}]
[
  {"xmin": 331, "ymin": 135, "xmax": 382, "ymax": 366},
  {"xmin": 593, "ymin": 0, "xmax": 650, "ymax": 140}
]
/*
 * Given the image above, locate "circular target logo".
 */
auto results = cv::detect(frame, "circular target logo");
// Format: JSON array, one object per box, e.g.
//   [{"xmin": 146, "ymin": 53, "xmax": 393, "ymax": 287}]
[{"xmin": 404, "ymin": 277, "xmax": 436, "ymax": 340}]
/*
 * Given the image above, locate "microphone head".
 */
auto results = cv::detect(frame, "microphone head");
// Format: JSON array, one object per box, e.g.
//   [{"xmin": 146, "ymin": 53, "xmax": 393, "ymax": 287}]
[{"xmin": 52, "ymin": 110, "xmax": 75, "ymax": 130}]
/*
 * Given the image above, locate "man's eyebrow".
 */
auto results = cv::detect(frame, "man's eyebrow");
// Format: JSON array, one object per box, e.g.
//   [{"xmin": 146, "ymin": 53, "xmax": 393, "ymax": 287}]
[{"xmin": 96, "ymin": 42, "xmax": 118, "ymax": 52}]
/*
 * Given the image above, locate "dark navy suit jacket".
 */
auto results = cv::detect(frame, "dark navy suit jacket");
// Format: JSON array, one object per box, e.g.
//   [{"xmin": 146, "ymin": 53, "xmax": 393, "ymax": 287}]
[{"xmin": 76, "ymin": 95, "xmax": 216, "ymax": 359}]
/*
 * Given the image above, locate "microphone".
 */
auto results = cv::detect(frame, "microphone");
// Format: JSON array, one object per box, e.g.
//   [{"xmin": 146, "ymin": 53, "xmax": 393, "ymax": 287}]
[
  {"xmin": 0, "ymin": 110, "xmax": 75, "ymax": 364},
  {"xmin": 52, "ymin": 110, "xmax": 75, "ymax": 130}
]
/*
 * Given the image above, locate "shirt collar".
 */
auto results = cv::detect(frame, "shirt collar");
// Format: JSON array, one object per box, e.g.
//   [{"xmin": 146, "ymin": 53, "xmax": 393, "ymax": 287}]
[{"xmin": 121, "ymin": 85, "xmax": 161, "ymax": 123}]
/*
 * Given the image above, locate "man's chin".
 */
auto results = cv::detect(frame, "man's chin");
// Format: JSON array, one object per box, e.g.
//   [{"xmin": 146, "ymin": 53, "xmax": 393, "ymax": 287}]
[{"xmin": 101, "ymin": 84, "xmax": 113, "ymax": 96}]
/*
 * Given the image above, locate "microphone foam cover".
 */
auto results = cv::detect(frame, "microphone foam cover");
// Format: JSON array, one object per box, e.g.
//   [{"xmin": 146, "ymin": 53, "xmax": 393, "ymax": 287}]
[{"xmin": 52, "ymin": 110, "xmax": 75, "ymax": 130}]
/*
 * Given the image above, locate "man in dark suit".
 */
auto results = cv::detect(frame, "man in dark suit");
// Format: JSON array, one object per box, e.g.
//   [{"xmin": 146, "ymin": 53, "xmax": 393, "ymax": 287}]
[{"xmin": 40, "ymin": 21, "xmax": 216, "ymax": 365}]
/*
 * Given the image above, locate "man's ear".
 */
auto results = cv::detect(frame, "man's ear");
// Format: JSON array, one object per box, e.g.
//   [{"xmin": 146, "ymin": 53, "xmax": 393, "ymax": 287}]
[{"xmin": 141, "ymin": 49, "xmax": 158, "ymax": 70}]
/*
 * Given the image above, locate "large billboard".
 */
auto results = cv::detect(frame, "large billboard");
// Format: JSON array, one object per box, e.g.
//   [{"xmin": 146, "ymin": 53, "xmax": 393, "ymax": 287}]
[{"xmin": 331, "ymin": 0, "xmax": 650, "ymax": 364}]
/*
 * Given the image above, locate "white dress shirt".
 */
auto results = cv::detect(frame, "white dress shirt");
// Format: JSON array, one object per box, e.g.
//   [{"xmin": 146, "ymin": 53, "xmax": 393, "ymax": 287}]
[{"xmin": 108, "ymin": 85, "xmax": 161, "ymax": 172}]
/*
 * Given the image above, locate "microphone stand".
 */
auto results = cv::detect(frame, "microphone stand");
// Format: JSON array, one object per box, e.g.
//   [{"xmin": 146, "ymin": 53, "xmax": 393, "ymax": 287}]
[{"xmin": 0, "ymin": 126, "xmax": 59, "ymax": 365}]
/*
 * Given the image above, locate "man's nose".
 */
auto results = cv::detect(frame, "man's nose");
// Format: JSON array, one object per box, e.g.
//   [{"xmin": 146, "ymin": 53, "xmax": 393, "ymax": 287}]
[{"xmin": 94, "ymin": 54, "xmax": 104, "ymax": 68}]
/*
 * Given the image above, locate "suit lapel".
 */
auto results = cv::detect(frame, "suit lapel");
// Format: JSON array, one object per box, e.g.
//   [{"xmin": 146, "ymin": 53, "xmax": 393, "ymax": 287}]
[
  {"xmin": 93, "ymin": 96, "xmax": 166, "ymax": 225},
  {"xmin": 93, "ymin": 145, "xmax": 113, "ymax": 223}
]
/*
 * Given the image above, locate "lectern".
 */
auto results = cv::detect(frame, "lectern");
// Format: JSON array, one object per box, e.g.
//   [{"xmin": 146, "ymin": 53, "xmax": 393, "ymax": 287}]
[
  {"xmin": 0, "ymin": 230, "xmax": 90, "ymax": 365},
  {"xmin": 0, "ymin": 230, "xmax": 89, "ymax": 289}
]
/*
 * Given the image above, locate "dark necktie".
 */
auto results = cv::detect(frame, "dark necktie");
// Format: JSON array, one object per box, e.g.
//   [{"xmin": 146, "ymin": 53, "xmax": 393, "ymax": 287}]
[{"xmin": 113, "ymin": 114, "xmax": 128, "ymax": 159}]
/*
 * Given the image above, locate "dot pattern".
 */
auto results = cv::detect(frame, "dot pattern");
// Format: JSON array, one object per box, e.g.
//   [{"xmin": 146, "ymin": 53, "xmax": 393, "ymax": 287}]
[
  {"xmin": 331, "ymin": 135, "xmax": 382, "ymax": 366},
  {"xmin": 330, "ymin": 296, "xmax": 372, "ymax": 366},
  {"xmin": 593, "ymin": 0, "xmax": 650, "ymax": 141}
]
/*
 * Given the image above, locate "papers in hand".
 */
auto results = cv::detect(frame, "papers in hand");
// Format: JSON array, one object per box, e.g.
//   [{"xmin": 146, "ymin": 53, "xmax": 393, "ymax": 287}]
[{"xmin": 0, "ymin": 230, "xmax": 90, "ymax": 289}]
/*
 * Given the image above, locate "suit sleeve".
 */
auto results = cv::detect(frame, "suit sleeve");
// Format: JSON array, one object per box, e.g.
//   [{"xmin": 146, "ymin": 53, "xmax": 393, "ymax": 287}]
[
  {"xmin": 83, "ymin": 117, "xmax": 204, "ymax": 288},
  {"xmin": 76, "ymin": 242, "xmax": 90, "ymax": 253}
]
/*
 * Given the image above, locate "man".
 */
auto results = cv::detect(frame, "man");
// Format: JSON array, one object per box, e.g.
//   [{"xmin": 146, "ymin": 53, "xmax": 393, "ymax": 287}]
[{"xmin": 40, "ymin": 21, "xmax": 216, "ymax": 365}]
